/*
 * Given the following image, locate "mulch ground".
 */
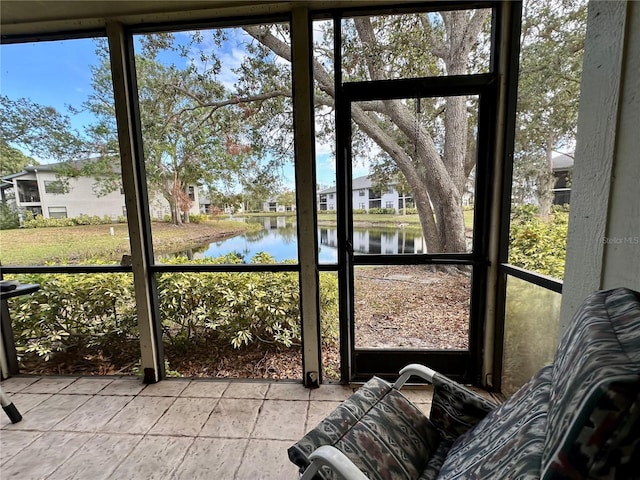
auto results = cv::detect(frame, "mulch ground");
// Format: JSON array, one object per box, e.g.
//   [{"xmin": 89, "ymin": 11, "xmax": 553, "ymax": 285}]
[{"xmin": 17, "ymin": 267, "xmax": 469, "ymax": 381}]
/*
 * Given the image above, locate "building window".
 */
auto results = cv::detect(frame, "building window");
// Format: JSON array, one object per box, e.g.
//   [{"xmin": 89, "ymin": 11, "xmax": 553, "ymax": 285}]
[
  {"xmin": 17, "ymin": 180, "xmax": 40, "ymax": 203},
  {"xmin": 48, "ymin": 206, "xmax": 68, "ymax": 219},
  {"xmin": 385, "ymin": 201, "xmax": 394, "ymax": 209},
  {"xmin": 359, "ymin": 190, "xmax": 365, "ymax": 196},
  {"xmin": 359, "ymin": 203, "xmax": 366, "ymax": 209},
  {"xmin": 44, "ymin": 180, "xmax": 67, "ymax": 194},
  {"xmin": 188, "ymin": 186, "xmax": 195, "ymax": 201},
  {"xmin": 329, "ymin": 193, "xmax": 334, "ymax": 199}
]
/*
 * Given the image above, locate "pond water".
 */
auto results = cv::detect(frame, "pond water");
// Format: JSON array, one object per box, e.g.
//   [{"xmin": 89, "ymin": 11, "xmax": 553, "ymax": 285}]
[{"xmin": 183, "ymin": 216, "xmax": 427, "ymax": 263}]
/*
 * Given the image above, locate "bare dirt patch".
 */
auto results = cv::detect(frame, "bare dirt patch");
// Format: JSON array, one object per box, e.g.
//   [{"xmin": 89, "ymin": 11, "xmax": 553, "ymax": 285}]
[{"xmin": 354, "ymin": 266, "xmax": 470, "ymax": 349}]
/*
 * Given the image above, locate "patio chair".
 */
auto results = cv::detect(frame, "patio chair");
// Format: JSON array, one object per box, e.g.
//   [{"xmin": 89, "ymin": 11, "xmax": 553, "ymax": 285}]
[{"xmin": 289, "ymin": 287, "xmax": 640, "ymax": 479}]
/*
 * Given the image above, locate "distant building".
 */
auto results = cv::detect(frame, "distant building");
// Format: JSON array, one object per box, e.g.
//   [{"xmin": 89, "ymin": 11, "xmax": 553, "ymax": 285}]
[
  {"xmin": 0, "ymin": 161, "xmax": 199, "ymax": 222},
  {"xmin": 552, "ymin": 153, "xmax": 573, "ymax": 205},
  {"xmin": 317, "ymin": 175, "xmax": 414, "ymax": 213},
  {"xmin": 262, "ymin": 198, "xmax": 296, "ymax": 213},
  {"xmin": 199, "ymin": 193, "xmax": 243, "ymax": 215}
]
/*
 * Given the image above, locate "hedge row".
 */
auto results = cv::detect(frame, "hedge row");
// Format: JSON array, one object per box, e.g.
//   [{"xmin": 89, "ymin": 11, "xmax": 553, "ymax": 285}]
[{"xmin": 8, "ymin": 254, "xmax": 339, "ymax": 361}]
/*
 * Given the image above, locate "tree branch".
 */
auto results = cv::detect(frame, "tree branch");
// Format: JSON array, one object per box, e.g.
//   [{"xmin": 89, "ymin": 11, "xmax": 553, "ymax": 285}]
[{"xmin": 419, "ymin": 14, "xmax": 448, "ymax": 60}]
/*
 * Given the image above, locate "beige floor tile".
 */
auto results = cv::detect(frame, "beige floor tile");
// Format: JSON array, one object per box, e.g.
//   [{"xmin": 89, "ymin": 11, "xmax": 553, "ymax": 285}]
[
  {"xmin": 20, "ymin": 377, "xmax": 78, "ymax": 394},
  {"xmin": 47, "ymin": 433, "xmax": 142, "ymax": 480},
  {"xmin": 98, "ymin": 377, "xmax": 145, "ymax": 396},
  {"xmin": 53, "ymin": 395, "xmax": 134, "ymax": 432},
  {"xmin": 265, "ymin": 382, "xmax": 310, "ymax": 400},
  {"xmin": 4, "ymin": 394, "xmax": 92, "ymax": 431},
  {"xmin": 100, "ymin": 396, "xmax": 174, "ymax": 434},
  {"xmin": 180, "ymin": 380, "xmax": 229, "ymax": 398},
  {"xmin": 1, "ymin": 431, "xmax": 91, "ymax": 480},
  {"xmin": 399, "ymin": 387, "xmax": 434, "ymax": 404},
  {"xmin": 0, "ymin": 377, "xmax": 40, "ymax": 393},
  {"xmin": 305, "ymin": 400, "xmax": 341, "ymax": 431},
  {"xmin": 0, "ymin": 393, "xmax": 52, "ymax": 428},
  {"xmin": 0, "ymin": 430, "xmax": 41, "ymax": 463},
  {"xmin": 417, "ymin": 402, "xmax": 433, "ymax": 417},
  {"xmin": 59, "ymin": 377, "xmax": 114, "ymax": 394},
  {"xmin": 309, "ymin": 384, "xmax": 355, "ymax": 401},
  {"xmin": 173, "ymin": 437, "xmax": 247, "ymax": 479},
  {"xmin": 149, "ymin": 397, "xmax": 217, "ymax": 436},
  {"xmin": 252, "ymin": 400, "xmax": 308, "ymax": 441},
  {"xmin": 199, "ymin": 398, "xmax": 261, "ymax": 438},
  {"xmin": 140, "ymin": 379, "xmax": 190, "ymax": 397},
  {"xmin": 108, "ymin": 435, "xmax": 193, "ymax": 479},
  {"xmin": 235, "ymin": 439, "xmax": 299, "ymax": 479},
  {"xmin": 223, "ymin": 382, "xmax": 269, "ymax": 399}
]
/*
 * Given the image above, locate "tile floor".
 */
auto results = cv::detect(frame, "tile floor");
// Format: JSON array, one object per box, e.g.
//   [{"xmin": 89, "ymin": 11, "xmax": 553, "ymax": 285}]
[{"xmin": 0, "ymin": 376, "xmax": 434, "ymax": 479}]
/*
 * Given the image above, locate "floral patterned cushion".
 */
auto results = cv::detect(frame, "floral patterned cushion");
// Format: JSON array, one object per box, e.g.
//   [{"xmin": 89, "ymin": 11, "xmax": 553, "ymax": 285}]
[
  {"xmin": 436, "ymin": 365, "xmax": 552, "ymax": 479},
  {"xmin": 541, "ymin": 288, "xmax": 640, "ymax": 479},
  {"xmin": 288, "ymin": 376, "xmax": 442, "ymax": 480}
]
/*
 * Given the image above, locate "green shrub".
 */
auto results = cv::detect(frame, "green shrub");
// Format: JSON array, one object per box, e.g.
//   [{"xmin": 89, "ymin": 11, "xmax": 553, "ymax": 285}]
[
  {"xmin": 9, "ymin": 270, "xmax": 137, "ymax": 360},
  {"xmin": 0, "ymin": 203, "xmax": 19, "ymax": 229},
  {"xmin": 368, "ymin": 207, "xmax": 396, "ymax": 214},
  {"xmin": 352, "ymin": 208, "xmax": 367, "ymax": 214},
  {"xmin": 401, "ymin": 207, "xmax": 418, "ymax": 215},
  {"xmin": 9, "ymin": 254, "xmax": 340, "ymax": 361},
  {"xmin": 23, "ymin": 215, "xmax": 73, "ymax": 228},
  {"xmin": 74, "ymin": 214, "xmax": 103, "ymax": 225},
  {"xmin": 188, "ymin": 213, "xmax": 208, "ymax": 224},
  {"xmin": 22, "ymin": 214, "xmax": 118, "ymax": 228},
  {"xmin": 509, "ymin": 205, "xmax": 568, "ymax": 279}
]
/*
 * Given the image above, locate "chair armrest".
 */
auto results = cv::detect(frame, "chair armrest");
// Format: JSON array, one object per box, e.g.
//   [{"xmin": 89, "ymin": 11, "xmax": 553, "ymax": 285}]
[
  {"xmin": 300, "ymin": 446, "xmax": 369, "ymax": 480},
  {"xmin": 393, "ymin": 363, "xmax": 437, "ymax": 389}
]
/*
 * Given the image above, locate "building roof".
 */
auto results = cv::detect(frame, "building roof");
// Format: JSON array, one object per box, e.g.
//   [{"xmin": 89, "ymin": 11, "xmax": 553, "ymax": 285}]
[
  {"xmin": 552, "ymin": 152, "xmax": 574, "ymax": 171},
  {"xmin": 318, "ymin": 175, "xmax": 372, "ymax": 195},
  {"xmin": 1, "ymin": 158, "xmax": 121, "ymax": 182}
]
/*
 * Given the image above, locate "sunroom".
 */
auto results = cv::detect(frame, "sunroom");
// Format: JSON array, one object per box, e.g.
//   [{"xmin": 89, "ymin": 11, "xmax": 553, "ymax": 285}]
[{"xmin": 0, "ymin": 1, "xmax": 638, "ymax": 478}]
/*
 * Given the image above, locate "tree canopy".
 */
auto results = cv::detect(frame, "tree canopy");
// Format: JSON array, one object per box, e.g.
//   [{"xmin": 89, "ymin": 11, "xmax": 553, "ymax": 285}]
[
  {"xmin": 0, "ymin": 2, "xmax": 586, "ymax": 237},
  {"xmin": 512, "ymin": 0, "xmax": 587, "ymax": 215}
]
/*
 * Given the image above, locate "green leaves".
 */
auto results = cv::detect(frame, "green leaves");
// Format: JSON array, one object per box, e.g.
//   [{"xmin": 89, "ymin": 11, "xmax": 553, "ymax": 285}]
[{"xmin": 509, "ymin": 205, "xmax": 568, "ymax": 279}]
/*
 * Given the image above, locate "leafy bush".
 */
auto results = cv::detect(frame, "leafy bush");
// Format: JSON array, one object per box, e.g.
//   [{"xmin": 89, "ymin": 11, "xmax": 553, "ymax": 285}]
[
  {"xmin": 188, "ymin": 213, "xmax": 208, "ymax": 224},
  {"xmin": 0, "ymin": 203, "xmax": 20, "ymax": 229},
  {"xmin": 22, "ymin": 214, "xmax": 122, "ymax": 228},
  {"xmin": 74, "ymin": 214, "xmax": 104, "ymax": 225},
  {"xmin": 8, "ymin": 254, "xmax": 340, "ymax": 361},
  {"xmin": 9, "ymin": 271, "xmax": 137, "ymax": 360},
  {"xmin": 352, "ymin": 208, "xmax": 367, "ymax": 214},
  {"xmin": 509, "ymin": 205, "xmax": 568, "ymax": 279},
  {"xmin": 400, "ymin": 208, "xmax": 418, "ymax": 215},
  {"xmin": 368, "ymin": 207, "xmax": 396, "ymax": 214}
]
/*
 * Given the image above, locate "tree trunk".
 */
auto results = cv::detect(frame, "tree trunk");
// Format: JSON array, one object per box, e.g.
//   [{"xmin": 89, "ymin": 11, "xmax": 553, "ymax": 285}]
[
  {"xmin": 538, "ymin": 137, "xmax": 556, "ymax": 220},
  {"xmin": 245, "ymin": 10, "xmax": 487, "ymax": 253}
]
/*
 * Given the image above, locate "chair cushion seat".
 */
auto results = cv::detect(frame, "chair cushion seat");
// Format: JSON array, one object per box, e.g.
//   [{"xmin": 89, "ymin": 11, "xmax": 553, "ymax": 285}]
[
  {"xmin": 437, "ymin": 365, "xmax": 553, "ymax": 479},
  {"xmin": 289, "ymin": 377, "xmax": 441, "ymax": 480}
]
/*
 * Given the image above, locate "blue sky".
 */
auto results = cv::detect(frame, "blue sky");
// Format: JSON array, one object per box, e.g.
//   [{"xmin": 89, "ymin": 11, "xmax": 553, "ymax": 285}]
[{"xmin": 1, "ymin": 32, "xmax": 341, "ymax": 189}]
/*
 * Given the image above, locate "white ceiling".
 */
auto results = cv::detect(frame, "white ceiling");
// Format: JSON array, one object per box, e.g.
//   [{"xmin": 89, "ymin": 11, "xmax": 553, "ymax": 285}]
[{"xmin": 1, "ymin": 1, "xmax": 416, "ymax": 37}]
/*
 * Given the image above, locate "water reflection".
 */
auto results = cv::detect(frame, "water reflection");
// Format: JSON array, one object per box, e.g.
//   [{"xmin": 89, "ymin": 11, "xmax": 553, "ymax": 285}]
[{"xmin": 171, "ymin": 216, "xmax": 427, "ymax": 263}]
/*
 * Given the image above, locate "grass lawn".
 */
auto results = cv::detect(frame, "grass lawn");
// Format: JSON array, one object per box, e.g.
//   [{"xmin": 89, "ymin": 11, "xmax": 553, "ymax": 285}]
[
  {"xmin": 2, "ymin": 209, "xmax": 475, "ymax": 265},
  {"xmin": 0, "ymin": 220, "xmax": 250, "ymax": 266},
  {"xmin": 317, "ymin": 209, "xmax": 475, "ymax": 230}
]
